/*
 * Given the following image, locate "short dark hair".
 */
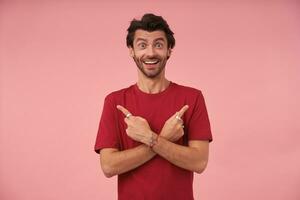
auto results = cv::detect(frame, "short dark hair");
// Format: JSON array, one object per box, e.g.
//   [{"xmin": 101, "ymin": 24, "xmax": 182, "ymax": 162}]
[{"xmin": 126, "ymin": 13, "xmax": 175, "ymax": 49}]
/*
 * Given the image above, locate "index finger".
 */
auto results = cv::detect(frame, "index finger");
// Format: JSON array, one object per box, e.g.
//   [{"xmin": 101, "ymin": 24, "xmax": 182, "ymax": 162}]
[
  {"xmin": 177, "ymin": 105, "xmax": 189, "ymax": 117},
  {"xmin": 116, "ymin": 105, "xmax": 132, "ymax": 116}
]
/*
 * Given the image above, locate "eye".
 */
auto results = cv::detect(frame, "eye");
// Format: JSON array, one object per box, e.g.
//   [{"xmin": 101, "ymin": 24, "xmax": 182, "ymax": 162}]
[
  {"xmin": 155, "ymin": 43, "xmax": 163, "ymax": 48},
  {"xmin": 137, "ymin": 42, "xmax": 147, "ymax": 49}
]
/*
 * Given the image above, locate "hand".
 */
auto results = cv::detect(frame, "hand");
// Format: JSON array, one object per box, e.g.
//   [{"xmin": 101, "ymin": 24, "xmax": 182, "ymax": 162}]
[
  {"xmin": 117, "ymin": 105, "xmax": 153, "ymax": 146},
  {"xmin": 160, "ymin": 105, "xmax": 189, "ymax": 142}
]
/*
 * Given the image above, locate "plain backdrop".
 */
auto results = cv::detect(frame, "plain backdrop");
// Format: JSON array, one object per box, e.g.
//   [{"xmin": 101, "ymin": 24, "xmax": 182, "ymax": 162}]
[{"xmin": 1, "ymin": 0, "xmax": 299, "ymax": 200}]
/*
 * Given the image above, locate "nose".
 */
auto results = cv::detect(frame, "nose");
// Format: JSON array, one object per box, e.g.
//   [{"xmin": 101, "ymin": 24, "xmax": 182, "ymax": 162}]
[{"xmin": 145, "ymin": 46, "xmax": 155, "ymax": 57}]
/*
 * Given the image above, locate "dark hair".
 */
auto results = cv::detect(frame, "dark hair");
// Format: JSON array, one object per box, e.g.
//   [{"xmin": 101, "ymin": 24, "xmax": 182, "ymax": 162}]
[{"xmin": 126, "ymin": 13, "xmax": 175, "ymax": 49}]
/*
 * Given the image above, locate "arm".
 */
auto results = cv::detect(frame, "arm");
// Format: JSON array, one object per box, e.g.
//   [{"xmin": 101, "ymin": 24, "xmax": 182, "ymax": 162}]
[
  {"xmin": 151, "ymin": 135, "xmax": 209, "ymax": 173},
  {"xmin": 100, "ymin": 105, "xmax": 157, "ymax": 178},
  {"xmin": 100, "ymin": 145, "xmax": 155, "ymax": 178},
  {"xmin": 101, "ymin": 135, "xmax": 209, "ymax": 177},
  {"xmin": 148, "ymin": 105, "xmax": 209, "ymax": 173}
]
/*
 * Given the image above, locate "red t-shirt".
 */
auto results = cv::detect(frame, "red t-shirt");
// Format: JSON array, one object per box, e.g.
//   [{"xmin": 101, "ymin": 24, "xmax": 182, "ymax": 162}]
[{"xmin": 94, "ymin": 82, "xmax": 213, "ymax": 200}]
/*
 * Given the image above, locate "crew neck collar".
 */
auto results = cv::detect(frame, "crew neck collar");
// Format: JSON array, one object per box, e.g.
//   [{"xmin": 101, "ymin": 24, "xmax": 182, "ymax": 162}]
[{"xmin": 133, "ymin": 81, "xmax": 174, "ymax": 97}]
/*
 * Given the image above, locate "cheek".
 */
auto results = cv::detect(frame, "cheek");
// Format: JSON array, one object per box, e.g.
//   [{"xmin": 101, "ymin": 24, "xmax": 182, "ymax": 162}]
[
  {"xmin": 157, "ymin": 49, "xmax": 169, "ymax": 58},
  {"xmin": 134, "ymin": 53, "xmax": 144, "ymax": 61}
]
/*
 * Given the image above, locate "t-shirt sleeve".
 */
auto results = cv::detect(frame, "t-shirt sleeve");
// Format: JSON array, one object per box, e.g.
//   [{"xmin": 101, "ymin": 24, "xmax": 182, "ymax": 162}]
[
  {"xmin": 94, "ymin": 95, "xmax": 120, "ymax": 154},
  {"xmin": 187, "ymin": 91, "xmax": 213, "ymax": 142}
]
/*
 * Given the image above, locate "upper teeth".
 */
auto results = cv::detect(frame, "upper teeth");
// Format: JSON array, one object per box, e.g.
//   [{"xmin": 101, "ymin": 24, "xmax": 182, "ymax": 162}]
[{"xmin": 144, "ymin": 60, "xmax": 158, "ymax": 64}]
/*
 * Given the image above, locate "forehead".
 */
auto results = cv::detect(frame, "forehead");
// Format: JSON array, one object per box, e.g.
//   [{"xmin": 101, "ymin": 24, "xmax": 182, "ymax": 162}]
[{"xmin": 134, "ymin": 29, "xmax": 167, "ymax": 42}]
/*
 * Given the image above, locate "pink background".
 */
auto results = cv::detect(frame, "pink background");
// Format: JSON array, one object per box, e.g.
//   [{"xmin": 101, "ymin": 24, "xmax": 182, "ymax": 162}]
[{"xmin": 1, "ymin": 0, "xmax": 300, "ymax": 199}]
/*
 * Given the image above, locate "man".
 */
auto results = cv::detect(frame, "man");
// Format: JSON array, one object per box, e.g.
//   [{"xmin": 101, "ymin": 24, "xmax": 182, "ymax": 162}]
[{"xmin": 94, "ymin": 13, "xmax": 213, "ymax": 200}]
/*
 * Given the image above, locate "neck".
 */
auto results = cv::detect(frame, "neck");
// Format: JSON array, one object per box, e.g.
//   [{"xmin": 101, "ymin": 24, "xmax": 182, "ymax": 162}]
[{"xmin": 137, "ymin": 74, "xmax": 170, "ymax": 94}]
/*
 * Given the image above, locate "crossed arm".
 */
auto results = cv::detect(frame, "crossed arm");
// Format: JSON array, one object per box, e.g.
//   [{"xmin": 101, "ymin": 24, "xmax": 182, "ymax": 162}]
[{"xmin": 100, "ymin": 105, "xmax": 209, "ymax": 178}]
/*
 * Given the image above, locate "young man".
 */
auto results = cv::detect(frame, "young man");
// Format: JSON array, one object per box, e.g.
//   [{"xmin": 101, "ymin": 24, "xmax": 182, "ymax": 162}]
[{"xmin": 94, "ymin": 13, "xmax": 213, "ymax": 200}]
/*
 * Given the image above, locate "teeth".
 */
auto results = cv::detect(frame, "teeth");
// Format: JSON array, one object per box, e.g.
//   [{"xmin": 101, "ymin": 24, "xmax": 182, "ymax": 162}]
[{"xmin": 144, "ymin": 60, "xmax": 159, "ymax": 64}]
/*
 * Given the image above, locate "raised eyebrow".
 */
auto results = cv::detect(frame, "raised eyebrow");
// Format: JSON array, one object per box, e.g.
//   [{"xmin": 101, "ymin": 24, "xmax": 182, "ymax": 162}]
[
  {"xmin": 154, "ymin": 37, "xmax": 166, "ymax": 43},
  {"xmin": 135, "ymin": 37, "xmax": 166, "ymax": 45},
  {"xmin": 135, "ymin": 38, "xmax": 147, "ymax": 43}
]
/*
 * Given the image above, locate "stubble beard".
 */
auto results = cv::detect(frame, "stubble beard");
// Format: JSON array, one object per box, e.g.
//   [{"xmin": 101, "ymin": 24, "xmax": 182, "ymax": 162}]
[{"xmin": 133, "ymin": 56, "xmax": 167, "ymax": 79}]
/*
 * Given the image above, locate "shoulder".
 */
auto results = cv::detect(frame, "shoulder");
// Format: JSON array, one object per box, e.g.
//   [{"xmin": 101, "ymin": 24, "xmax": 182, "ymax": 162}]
[
  {"xmin": 172, "ymin": 82, "xmax": 203, "ymax": 97},
  {"xmin": 171, "ymin": 82, "xmax": 208, "ymax": 108},
  {"xmin": 104, "ymin": 84, "xmax": 135, "ymax": 103}
]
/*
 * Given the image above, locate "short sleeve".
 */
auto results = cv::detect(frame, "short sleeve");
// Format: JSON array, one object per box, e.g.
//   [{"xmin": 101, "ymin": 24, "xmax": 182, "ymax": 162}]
[
  {"xmin": 187, "ymin": 91, "xmax": 213, "ymax": 142},
  {"xmin": 94, "ymin": 95, "xmax": 120, "ymax": 154}
]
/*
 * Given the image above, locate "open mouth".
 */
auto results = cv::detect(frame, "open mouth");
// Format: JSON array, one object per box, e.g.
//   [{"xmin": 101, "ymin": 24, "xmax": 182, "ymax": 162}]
[{"xmin": 143, "ymin": 59, "xmax": 159, "ymax": 65}]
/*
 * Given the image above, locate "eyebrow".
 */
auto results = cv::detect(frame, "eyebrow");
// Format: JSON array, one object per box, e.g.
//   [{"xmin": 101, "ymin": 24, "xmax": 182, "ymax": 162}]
[
  {"xmin": 135, "ymin": 38, "xmax": 147, "ymax": 43},
  {"xmin": 135, "ymin": 37, "xmax": 166, "ymax": 43},
  {"xmin": 153, "ymin": 37, "xmax": 166, "ymax": 43}
]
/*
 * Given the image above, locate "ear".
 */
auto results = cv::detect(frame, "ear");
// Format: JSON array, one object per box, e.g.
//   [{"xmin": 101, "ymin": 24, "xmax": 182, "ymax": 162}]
[
  {"xmin": 167, "ymin": 48, "xmax": 172, "ymax": 59},
  {"xmin": 129, "ymin": 47, "xmax": 134, "ymax": 57}
]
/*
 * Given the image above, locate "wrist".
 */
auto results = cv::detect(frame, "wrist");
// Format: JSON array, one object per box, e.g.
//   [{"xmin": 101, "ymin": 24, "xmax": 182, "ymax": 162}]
[{"xmin": 149, "ymin": 132, "xmax": 159, "ymax": 148}]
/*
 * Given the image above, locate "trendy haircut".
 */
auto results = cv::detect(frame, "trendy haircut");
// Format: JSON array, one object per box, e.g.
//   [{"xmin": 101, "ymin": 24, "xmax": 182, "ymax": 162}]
[{"xmin": 126, "ymin": 13, "xmax": 175, "ymax": 49}]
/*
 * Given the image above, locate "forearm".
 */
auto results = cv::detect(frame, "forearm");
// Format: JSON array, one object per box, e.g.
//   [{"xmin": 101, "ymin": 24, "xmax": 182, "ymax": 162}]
[
  {"xmin": 151, "ymin": 135, "xmax": 208, "ymax": 173},
  {"xmin": 101, "ymin": 144, "xmax": 156, "ymax": 177}
]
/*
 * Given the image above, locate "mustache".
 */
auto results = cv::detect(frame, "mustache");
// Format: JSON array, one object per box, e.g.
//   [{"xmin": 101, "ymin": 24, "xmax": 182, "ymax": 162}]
[{"xmin": 142, "ymin": 56, "xmax": 161, "ymax": 60}]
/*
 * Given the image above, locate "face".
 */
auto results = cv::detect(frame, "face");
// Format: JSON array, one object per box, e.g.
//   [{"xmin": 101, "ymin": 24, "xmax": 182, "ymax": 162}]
[{"xmin": 129, "ymin": 30, "xmax": 171, "ymax": 79}]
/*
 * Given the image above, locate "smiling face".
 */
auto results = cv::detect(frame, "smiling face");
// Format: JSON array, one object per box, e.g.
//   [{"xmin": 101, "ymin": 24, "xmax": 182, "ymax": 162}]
[{"xmin": 129, "ymin": 30, "xmax": 172, "ymax": 79}]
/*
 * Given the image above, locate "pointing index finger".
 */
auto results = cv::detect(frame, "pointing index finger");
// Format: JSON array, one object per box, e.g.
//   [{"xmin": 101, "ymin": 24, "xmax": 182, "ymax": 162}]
[
  {"xmin": 116, "ymin": 105, "xmax": 132, "ymax": 117},
  {"xmin": 177, "ymin": 105, "xmax": 189, "ymax": 118}
]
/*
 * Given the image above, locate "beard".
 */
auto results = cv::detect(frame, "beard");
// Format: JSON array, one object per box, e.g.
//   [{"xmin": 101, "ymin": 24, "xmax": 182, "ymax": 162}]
[{"xmin": 132, "ymin": 55, "xmax": 168, "ymax": 79}]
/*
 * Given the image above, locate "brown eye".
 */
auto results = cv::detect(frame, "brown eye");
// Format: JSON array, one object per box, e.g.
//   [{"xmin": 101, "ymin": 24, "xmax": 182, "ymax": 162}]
[
  {"xmin": 138, "ymin": 43, "xmax": 146, "ymax": 49},
  {"xmin": 155, "ymin": 43, "xmax": 163, "ymax": 48}
]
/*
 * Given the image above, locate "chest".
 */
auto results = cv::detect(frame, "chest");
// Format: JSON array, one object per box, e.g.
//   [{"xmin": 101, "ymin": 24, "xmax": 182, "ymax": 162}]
[{"xmin": 116, "ymin": 94, "xmax": 188, "ymax": 149}]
